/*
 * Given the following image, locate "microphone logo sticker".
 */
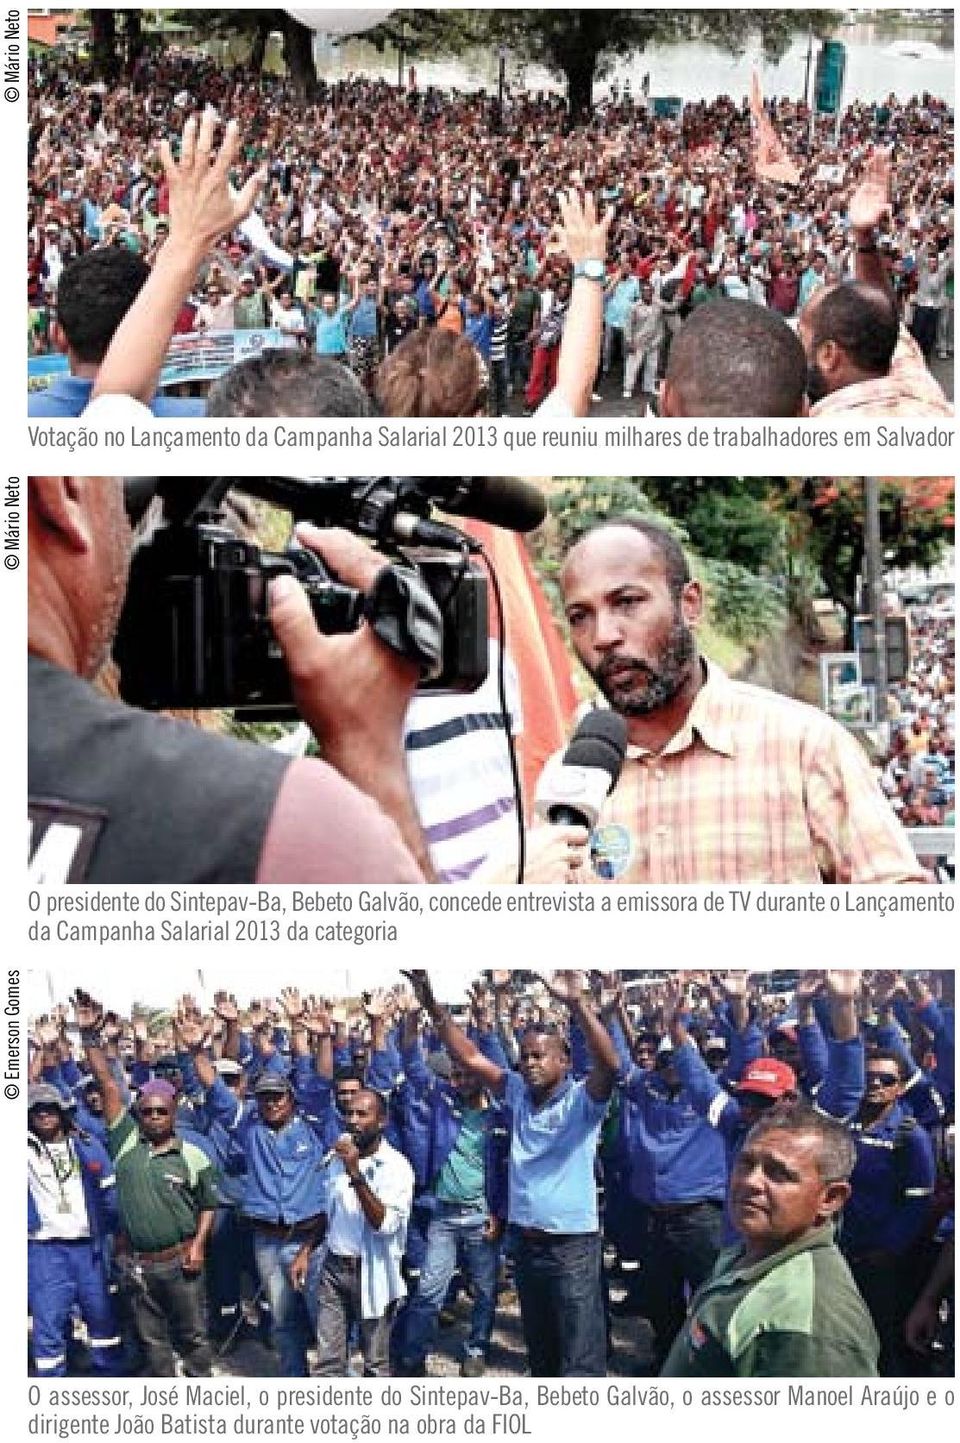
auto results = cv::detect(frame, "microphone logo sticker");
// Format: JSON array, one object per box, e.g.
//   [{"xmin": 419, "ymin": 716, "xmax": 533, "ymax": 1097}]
[{"xmin": 589, "ymin": 823, "xmax": 634, "ymax": 880}]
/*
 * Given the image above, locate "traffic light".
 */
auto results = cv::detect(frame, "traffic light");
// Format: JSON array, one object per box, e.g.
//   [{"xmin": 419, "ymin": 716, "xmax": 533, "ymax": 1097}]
[
  {"xmin": 854, "ymin": 614, "xmax": 910, "ymax": 685},
  {"xmin": 814, "ymin": 40, "xmax": 846, "ymax": 115}
]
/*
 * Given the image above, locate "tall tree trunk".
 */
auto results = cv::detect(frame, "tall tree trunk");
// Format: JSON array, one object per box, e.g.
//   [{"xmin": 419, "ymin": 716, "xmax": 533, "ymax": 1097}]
[
  {"xmin": 281, "ymin": 15, "xmax": 317, "ymax": 99},
  {"xmin": 250, "ymin": 19, "xmax": 271, "ymax": 73},
  {"xmin": 564, "ymin": 54, "xmax": 596, "ymax": 128},
  {"xmin": 124, "ymin": 10, "xmax": 144, "ymax": 71},
  {"xmin": 91, "ymin": 9, "xmax": 118, "ymax": 81}
]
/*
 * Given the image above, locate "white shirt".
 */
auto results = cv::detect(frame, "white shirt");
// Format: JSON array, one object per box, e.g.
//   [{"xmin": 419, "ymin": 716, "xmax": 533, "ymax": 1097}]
[
  {"xmin": 322, "ymin": 1141, "xmax": 414, "ymax": 1319},
  {"xmin": 28, "ymin": 1138, "xmax": 90, "ymax": 1241}
]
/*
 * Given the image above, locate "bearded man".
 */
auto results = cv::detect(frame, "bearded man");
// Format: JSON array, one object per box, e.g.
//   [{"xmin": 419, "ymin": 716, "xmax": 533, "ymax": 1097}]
[{"xmin": 553, "ymin": 516, "xmax": 923, "ymax": 884}]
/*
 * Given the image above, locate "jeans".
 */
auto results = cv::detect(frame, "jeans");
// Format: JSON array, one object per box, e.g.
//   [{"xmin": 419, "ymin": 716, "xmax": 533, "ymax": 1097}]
[
  {"xmin": 489, "ymin": 358, "xmax": 510, "ymax": 415},
  {"xmin": 252, "ymin": 1232, "xmax": 323, "ymax": 1377},
  {"xmin": 28, "ymin": 1238, "xmax": 122, "ymax": 1376},
  {"xmin": 910, "ymin": 305, "xmax": 940, "ymax": 360},
  {"xmin": 315, "ymin": 1252, "xmax": 395, "ymax": 1377},
  {"xmin": 513, "ymin": 1230, "xmax": 605, "ymax": 1376},
  {"xmin": 400, "ymin": 1203, "xmax": 501, "ymax": 1369},
  {"xmin": 636, "ymin": 1202, "xmax": 724, "ymax": 1367},
  {"xmin": 129, "ymin": 1254, "xmax": 211, "ymax": 1377},
  {"xmin": 206, "ymin": 1207, "xmax": 258, "ymax": 1340}
]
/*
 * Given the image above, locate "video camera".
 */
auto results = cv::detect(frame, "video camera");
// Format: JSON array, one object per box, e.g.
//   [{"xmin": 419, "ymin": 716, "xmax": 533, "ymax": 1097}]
[{"xmin": 115, "ymin": 477, "xmax": 544, "ymax": 715}]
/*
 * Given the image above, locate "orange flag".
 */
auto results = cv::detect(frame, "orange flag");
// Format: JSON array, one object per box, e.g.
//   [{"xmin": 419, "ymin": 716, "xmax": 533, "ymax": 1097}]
[
  {"xmin": 750, "ymin": 69, "xmax": 801, "ymax": 186},
  {"xmin": 463, "ymin": 521, "xmax": 579, "ymax": 809}
]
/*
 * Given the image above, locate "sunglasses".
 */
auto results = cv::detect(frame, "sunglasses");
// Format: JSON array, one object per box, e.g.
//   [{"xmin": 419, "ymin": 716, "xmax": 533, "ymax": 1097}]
[
  {"xmin": 866, "ymin": 1073, "xmax": 900, "ymax": 1087},
  {"xmin": 139, "ymin": 1105, "xmax": 172, "ymax": 1117},
  {"xmin": 738, "ymin": 1091, "xmax": 777, "ymax": 1110}
]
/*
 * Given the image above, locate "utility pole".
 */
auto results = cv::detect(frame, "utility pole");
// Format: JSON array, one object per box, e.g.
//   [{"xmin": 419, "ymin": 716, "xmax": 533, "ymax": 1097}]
[{"xmin": 864, "ymin": 477, "xmax": 888, "ymax": 725}]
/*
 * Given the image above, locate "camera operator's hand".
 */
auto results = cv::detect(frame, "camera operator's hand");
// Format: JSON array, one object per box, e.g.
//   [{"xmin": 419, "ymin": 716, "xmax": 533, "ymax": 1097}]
[{"xmin": 269, "ymin": 524, "xmax": 434, "ymax": 880}]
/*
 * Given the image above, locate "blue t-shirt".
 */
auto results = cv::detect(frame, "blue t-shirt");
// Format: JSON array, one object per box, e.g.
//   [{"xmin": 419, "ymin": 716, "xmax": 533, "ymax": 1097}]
[
  {"xmin": 28, "ymin": 374, "xmax": 204, "ymax": 418},
  {"xmin": 314, "ymin": 308, "xmax": 349, "ymax": 355},
  {"xmin": 503, "ymin": 1070, "xmax": 608, "ymax": 1233},
  {"xmin": 465, "ymin": 312, "xmax": 493, "ymax": 360}
]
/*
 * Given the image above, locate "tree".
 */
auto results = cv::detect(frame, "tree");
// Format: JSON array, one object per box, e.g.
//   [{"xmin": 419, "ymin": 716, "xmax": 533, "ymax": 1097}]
[
  {"xmin": 785, "ymin": 479, "xmax": 954, "ymax": 644},
  {"xmin": 169, "ymin": 8, "xmax": 317, "ymax": 95},
  {"xmin": 352, "ymin": 10, "xmax": 478, "ymax": 87},
  {"xmin": 476, "ymin": 9, "xmax": 840, "ymax": 125},
  {"xmin": 89, "ymin": 8, "xmax": 118, "ymax": 80},
  {"xmin": 639, "ymin": 479, "xmax": 788, "ymax": 574}
]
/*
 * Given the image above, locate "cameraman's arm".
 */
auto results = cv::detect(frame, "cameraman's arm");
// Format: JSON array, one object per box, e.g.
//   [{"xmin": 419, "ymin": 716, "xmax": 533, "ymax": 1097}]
[{"xmin": 264, "ymin": 526, "xmax": 434, "ymax": 882}]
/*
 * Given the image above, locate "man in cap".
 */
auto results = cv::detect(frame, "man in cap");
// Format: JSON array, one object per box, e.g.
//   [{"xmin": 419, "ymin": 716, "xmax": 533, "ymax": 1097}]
[
  {"xmin": 74, "ymin": 990, "xmax": 218, "ymax": 1377},
  {"xmin": 661, "ymin": 1106, "xmax": 879, "ymax": 1376},
  {"xmin": 599, "ymin": 981, "xmax": 727, "ymax": 1369},
  {"xmin": 28, "ymin": 1082, "xmax": 122, "ymax": 1377},
  {"xmin": 670, "ymin": 972, "xmax": 865, "ymax": 1218},
  {"xmin": 185, "ymin": 1038, "xmax": 329, "ymax": 1377}
]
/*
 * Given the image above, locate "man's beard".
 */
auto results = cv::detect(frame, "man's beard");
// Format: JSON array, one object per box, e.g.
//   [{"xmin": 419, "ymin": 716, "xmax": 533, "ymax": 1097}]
[
  {"xmin": 593, "ymin": 612, "xmax": 696, "ymax": 717},
  {"xmin": 806, "ymin": 359, "xmax": 830, "ymax": 406}
]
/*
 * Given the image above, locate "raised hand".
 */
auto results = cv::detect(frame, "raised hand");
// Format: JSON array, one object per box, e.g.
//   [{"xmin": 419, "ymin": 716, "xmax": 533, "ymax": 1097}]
[
  {"xmin": 400, "ymin": 970, "xmax": 436, "ymax": 1011},
  {"xmin": 173, "ymin": 1009, "xmax": 207, "ymax": 1053},
  {"xmin": 160, "ymin": 109, "xmax": 264, "ymax": 255},
  {"xmin": 825, "ymin": 970, "xmax": 862, "ymax": 1002},
  {"xmin": 280, "ymin": 987, "xmax": 304, "ymax": 1022},
  {"xmin": 555, "ymin": 188, "xmax": 614, "ymax": 267},
  {"xmin": 848, "ymin": 149, "xmax": 892, "ymax": 235},
  {"xmin": 72, "ymin": 989, "xmax": 104, "ymax": 1033},
  {"xmin": 34, "ymin": 1015, "xmax": 59, "ymax": 1048},
  {"xmin": 362, "ymin": 988, "xmax": 389, "ymax": 1021},
  {"xmin": 537, "ymin": 970, "xmax": 589, "ymax": 1008},
  {"xmin": 213, "ymin": 992, "xmax": 239, "ymax": 1024}
]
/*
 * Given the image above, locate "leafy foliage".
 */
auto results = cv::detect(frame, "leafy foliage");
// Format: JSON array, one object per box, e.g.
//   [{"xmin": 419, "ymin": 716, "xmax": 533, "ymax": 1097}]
[{"xmin": 699, "ymin": 559, "xmax": 786, "ymax": 643}]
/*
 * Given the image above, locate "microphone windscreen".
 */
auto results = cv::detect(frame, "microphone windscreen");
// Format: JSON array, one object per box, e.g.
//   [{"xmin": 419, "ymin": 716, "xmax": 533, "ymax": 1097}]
[
  {"xmin": 445, "ymin": 476, "xmax": 547, "ymax": 533},
  {"xmin": 562, "ymin": 711, "xmax": 629, "ymax": 791}
]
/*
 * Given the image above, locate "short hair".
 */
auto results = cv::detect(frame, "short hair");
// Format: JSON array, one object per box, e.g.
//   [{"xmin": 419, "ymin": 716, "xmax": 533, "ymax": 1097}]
[
  {"xmin": 666, "ymin": 299, "xmax": 807, "ymax": 416},
  {"xmin": 206, "ymin": 351, "xmax": 376, "ymax": 417},
  {"xmin": 809, "ymin": 282, "xmax": 898, "ymax": 376},
  {"xmin": 865, "ymin": 1047, "xmax": 908, "ymax": 1082},
  {"xmin": 332, "ymin": 1066, "xmax": 363, "ymax": 1086},
  {"xmin": 375, "ymin": 329, "xmax": 484, "ymax": 417},
  {"xmin": 355, "ymin": 1086, "xmax": 388, "ymax": 1120},
  {"xmin": 519, "ymin": 1024, "xmax": 571, "ymax": 1059},
  {"xmin": 55, "ymin": 248, "xmax": 151, "ymax": 363},
  {"xmin": 743, "ymin": 1103, "xmax": 857, "ymax": 1183},
  {"xmin": 566, "ymin": 515, "xmax": 691, "ymax": 601}
]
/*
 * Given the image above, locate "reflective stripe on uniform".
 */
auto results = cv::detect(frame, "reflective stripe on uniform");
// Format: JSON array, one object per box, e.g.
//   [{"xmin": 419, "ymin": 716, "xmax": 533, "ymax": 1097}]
[
  {"xmin": 35, "ymin": 1354, "xmax": 67, "ymax": 1371},
  {"xmin": 88, "ymin": 1335, "xmax": 122, "ymax": 1348}
]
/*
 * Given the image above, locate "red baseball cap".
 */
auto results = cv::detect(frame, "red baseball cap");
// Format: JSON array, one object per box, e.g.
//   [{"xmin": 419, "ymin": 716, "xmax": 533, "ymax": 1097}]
[{"xmin": 734, "ymin": 1058, "xmax": 797, "ymax": 1099}]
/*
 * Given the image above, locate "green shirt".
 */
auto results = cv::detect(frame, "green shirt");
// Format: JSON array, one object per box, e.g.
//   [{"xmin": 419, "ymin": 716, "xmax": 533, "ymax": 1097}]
[
  {"xmin": 435, "ymin": 1107, "xmax": 487, "ymax": 1209},
  {"xmin": 233, "ymin": 290, "xmax": 268, "ymax": 330},
  {"xmin": 661, "ymin": 1224, "xmax": 879, "ymax": 1378},
  {"xmin": 107, "ymin": 1111, "xmax": 219, "ymax": 1252}
]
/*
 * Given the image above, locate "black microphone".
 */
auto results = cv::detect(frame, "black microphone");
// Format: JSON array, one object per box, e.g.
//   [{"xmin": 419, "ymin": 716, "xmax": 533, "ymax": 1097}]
[
  {"xmin": 427, "ymin": 477, "xmax": 547, "ymax": 533},
  {"xmin": 535, "ymin": 710, "xmax": 629, "ymax": 829}
]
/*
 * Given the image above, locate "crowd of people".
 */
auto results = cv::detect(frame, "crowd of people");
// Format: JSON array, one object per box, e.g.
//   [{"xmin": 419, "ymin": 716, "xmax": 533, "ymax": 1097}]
[
  {"xmin": 27, "ymin": 50, "xmax": 953, "ymax": 417},
  {"xmin": 879, "ymin": 603, "xmax": 955, "ymax": 838},
  {"xmin": 27, "ymin": 969, "xmax": 953, "ymax": 1381}
]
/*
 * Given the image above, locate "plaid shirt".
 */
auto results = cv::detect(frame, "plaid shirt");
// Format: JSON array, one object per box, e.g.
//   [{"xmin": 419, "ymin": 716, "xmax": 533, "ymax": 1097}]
[
  {"xmin": 583, "ymin": 662, "xmax": 926, "ymax": 884},
  {"xmin": 811, "ymin": 329, "xmax": 953, "ymax": 418}
]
